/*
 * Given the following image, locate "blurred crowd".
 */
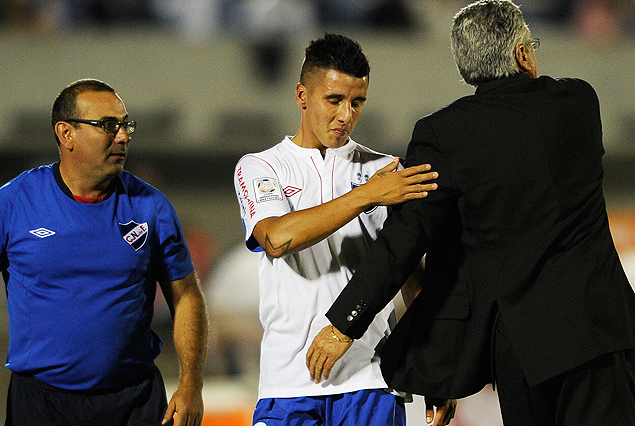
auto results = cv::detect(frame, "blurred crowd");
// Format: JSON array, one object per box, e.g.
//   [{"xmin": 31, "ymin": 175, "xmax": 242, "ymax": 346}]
[
  {"xmin": 2, "ymin": 0, "xmax": 634, "ymax": 84},
  {"xmin": 0, "ymin": 0, "xmax": 416, "ymax": 34},
  {"xmin": 1, "ymin": 0, "xmax": 635, "ymax": 43}
]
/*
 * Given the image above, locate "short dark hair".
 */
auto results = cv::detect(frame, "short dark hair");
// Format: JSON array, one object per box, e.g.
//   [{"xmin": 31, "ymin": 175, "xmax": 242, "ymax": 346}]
[
  {"xmin": 51, "ymin": 79, "xmax": 116, "ymax": 144},
  {"xmin": 300, "ymin": 33, "xmax": 370, "ymax": 85}
]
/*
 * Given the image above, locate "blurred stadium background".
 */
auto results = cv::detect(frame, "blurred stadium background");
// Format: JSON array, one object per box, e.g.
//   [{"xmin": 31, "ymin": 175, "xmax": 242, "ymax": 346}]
[{"xmin": 1, "ymin": 0, "xmax": 634, "ymax": 424}]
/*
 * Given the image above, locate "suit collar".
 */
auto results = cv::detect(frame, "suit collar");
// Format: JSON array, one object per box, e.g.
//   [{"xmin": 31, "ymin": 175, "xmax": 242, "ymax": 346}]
[{"xmin": 475, "ymin": 72, "xmax": 533, "ymax": 95}]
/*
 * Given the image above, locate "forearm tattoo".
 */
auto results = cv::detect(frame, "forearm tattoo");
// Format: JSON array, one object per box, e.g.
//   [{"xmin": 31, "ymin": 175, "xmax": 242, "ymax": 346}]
[{"xmin": 264, "ymin": 234, "xmax": 292, "ymax": 256}]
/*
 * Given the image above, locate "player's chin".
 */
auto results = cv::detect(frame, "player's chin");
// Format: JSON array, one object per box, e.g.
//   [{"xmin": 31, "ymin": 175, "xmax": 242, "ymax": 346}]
[
  {"xmin": 329, "ymin": 134, "xmax": 350, "ymax": 148},
  {"xmin": 108, "ymin": 161, "xmax": 126, "ymax": 176}
]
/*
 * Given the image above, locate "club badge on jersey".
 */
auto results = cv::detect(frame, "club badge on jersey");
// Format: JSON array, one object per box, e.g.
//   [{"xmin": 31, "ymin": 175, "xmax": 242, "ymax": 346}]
[{"xmin": 119, "ymin": 220, "xmax": 149, "ymax": 251}]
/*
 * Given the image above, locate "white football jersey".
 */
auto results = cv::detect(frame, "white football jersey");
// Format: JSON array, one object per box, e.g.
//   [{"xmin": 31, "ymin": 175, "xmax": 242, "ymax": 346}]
[{"xmin": 235, "ymin": 136, "xmax": 399, "ymax": 399}]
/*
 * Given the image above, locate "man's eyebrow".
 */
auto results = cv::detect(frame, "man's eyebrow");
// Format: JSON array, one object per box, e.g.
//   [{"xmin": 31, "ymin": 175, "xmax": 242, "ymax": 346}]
[
  {"xmin": 99, "ymin": 114, "xmax": 129, "ymax": 121},
  {"xmin": 325, "ymin": 94, "xmax": 366, "ymax": 102}
]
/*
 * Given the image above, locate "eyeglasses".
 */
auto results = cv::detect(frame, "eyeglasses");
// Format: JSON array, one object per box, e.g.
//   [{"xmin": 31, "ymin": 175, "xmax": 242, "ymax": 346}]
[
  {"xmin": 530, "ymin": 38, "xmax": 540, "ymax": 51},
  {"xmin": 65, "ymin": 118, "xmax": 136, "ymax": 134}
]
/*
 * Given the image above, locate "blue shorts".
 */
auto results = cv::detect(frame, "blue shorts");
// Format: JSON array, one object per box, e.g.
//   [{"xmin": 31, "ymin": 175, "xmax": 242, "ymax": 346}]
[{"xmin": 253, "ymin": 388, "xmax": 406, "ymax": 426}]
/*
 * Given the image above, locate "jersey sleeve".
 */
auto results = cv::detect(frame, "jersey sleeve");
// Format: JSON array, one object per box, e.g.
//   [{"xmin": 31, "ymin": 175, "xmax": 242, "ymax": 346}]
[
  {"xmin": 152, "ymin": 191, "xmax": 195, "ymax": 282},
  {"xmin": 0, "ymin": 189, "xmax": 8, "ymax": 270},
  {"xmin": 0, "ymin": 175, "xmax": 19, "ymax": 271},
  {"xmin": 234, "ymin": 154, "xmax": 291, "ymax": 252}
]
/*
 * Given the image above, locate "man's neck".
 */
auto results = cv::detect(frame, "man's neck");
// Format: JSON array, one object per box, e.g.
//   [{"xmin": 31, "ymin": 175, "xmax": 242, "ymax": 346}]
[
  {"xmin": 58, "ymin": 161, "xmax": 114, "ymax": 199},
  {"xmin": 292, "ymin": 127, "xmax": 328, "ymax": 158}
]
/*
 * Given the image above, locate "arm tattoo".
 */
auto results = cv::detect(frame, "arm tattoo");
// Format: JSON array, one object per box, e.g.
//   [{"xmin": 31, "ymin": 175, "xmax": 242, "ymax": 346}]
[{"xmin": 264, "ymin": 234, "xmax": 292, "ymax": 256}]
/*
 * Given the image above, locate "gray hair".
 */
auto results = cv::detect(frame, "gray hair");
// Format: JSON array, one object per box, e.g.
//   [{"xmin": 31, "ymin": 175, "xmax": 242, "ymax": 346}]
[{"xmin": 451, "ymin": 0, "xmax": 532, "ymax": 86}]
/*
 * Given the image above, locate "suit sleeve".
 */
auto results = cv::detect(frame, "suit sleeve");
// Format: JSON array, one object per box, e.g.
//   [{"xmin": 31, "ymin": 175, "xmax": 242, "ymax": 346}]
[{"xmin": 326, "ymin": 118, "xmax": 457, "ymax": 338}]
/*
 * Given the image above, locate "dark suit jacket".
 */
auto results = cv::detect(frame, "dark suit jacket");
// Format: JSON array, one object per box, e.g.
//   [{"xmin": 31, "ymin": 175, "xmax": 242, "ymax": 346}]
[{"xmin": 327, "ymin": 73, "xmax": 635, "ymax": 399}]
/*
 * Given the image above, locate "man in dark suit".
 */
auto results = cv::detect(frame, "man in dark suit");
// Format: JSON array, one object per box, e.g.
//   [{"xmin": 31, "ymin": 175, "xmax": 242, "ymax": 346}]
[{"xmin": 306, "ymin": 1, "xmax": 635, "ymax": 425}]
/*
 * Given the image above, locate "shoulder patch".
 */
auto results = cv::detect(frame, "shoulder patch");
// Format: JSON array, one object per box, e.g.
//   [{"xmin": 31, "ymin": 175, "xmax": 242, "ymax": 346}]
[{"xmin": 253, "ymin": 178, "xmax": 283, "ymax": 203}]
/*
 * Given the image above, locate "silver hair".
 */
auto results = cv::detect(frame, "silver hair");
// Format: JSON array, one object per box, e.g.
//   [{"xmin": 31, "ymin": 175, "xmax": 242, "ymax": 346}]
[{"xmin": 451, "ymin": 0, "xmax": 532, "ymax": 86}]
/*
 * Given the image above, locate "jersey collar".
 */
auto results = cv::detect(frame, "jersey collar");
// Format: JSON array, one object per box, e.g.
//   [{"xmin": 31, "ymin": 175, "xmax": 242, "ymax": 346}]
[
  {"xmin": 282, "ymin": 136, "xmax": 357, "ymax": 158},
  {"xmin": 53, "ymin": 162, "xmax": 116, "ymax": 203}
]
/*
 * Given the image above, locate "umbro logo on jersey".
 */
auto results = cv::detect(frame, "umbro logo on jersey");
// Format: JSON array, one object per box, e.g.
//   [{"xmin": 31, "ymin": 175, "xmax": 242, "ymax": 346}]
[
  {"xmin": 283, "ymin": 186, "xmax": 301, "ymax": 197},
  {"xmin": 119, "ymin": 220, "xmax": 149, "ymax": 251},
  {"xmin": 29, "ymin": 228, "xmax": 56, "ymax": 238}
]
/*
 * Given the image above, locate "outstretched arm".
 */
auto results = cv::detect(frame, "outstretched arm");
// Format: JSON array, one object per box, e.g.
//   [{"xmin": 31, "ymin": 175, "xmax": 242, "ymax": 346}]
[
  {"xmin": 306, "ymin": 329, "xmax": 456, "ymax": 426},
  {"xmin": 160, "ymin": 271, "xmax": 209, "ymax": 426},
  {"xmin": 306, "ymin": 257, "xmax": 424, "ymax": 383},
  {"xmin": 254, "ymin": 158, "xmax": 438, "ymax": 257}
]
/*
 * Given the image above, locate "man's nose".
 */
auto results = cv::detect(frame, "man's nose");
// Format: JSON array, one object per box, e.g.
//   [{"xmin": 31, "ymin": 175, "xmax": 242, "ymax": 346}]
[
  {"xmin": 114, "ymin": 126, "xmax": 131, "ymax": 142},
  {"xmin": 337, "ymin": 102, "xmax": 353, "ymax": 123}
]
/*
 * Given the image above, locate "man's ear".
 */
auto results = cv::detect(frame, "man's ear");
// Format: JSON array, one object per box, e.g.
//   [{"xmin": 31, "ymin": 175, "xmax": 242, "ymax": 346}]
[
  {"xmin": 515, "ymin": 44, "xmax": 537, "ymax": 78},
  {"xmin": 296, "ymin": 83, "xmax": 307, "ymax": 110},
  {"xmin": 55, "ymin": 121, "xmax": 75, "ymax": 152}
]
